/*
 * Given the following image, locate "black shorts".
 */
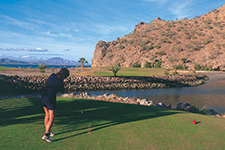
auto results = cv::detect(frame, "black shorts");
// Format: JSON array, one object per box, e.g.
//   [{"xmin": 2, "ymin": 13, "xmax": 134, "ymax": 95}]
[{"xmin": 41, "ymin": 100, "xmax": 56, "ymax": 110}]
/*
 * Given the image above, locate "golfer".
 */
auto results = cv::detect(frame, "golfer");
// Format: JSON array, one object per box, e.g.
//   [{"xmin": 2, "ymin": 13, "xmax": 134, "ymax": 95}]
[{"xmin": 40, "ymin": 68, "xmax": 70, "ymax": 143}]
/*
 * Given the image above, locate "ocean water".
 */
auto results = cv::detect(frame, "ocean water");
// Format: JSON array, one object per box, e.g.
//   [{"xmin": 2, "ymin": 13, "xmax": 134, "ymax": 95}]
[
  {"xmin": 0, "ymin": 64, "xmax": 91, "ymax": 68},
  {"xmin": 87, "ymin": 72, "xmax": 225, "ymax": 114}
]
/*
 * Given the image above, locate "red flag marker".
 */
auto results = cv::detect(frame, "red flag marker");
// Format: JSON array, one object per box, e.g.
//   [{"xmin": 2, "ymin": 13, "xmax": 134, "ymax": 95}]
[{"xmin": 192, "ymin": 120, "xmax": 196, "ymax": 124}]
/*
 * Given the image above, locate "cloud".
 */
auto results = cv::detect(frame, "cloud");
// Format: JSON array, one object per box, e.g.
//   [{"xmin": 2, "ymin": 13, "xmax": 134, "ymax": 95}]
[
  {"xmin": 42, "ymin": 31, "xmax": 73, "ymax": 38},
  {"xmin": 21, "ymin": 55, "xmax": 30, "ymax": 58},
  {"xmin": 63, "ymin": 49, "xmax": 71, "ymax": 51},
  {"xmin": 169, "ymin": 0, "xmax": 193, "ymax": 19},
  {"xmin": 0, "ymin": 47, "xmax": 48, "ymax": 52},
  {"xmin": 1, "ymin": 15, "xmax": 35, "ymax": 30}
]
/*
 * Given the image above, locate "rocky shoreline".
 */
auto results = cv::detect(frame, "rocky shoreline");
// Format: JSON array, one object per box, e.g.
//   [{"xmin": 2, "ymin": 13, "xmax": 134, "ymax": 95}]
[
  {"xmin": 0, "ymin": 73, "xmax": 208, "ymax": 95},
  {"xmin": 60, "ymin": 92, "xmax": 224, "ymax": 118},
  {"xmin": 1, "ymin": 73, "xmax": 224, "ymax": 118}
]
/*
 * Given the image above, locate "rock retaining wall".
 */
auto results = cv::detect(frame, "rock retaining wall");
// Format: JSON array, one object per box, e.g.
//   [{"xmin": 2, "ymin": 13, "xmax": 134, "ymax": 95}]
[
  {"xmin": 0, "ymin": 73, "xmax": 208, "ymax": 95},
  {"xmin": 60, "ymin": 92, "xmax": 223, "ymax": 118}
]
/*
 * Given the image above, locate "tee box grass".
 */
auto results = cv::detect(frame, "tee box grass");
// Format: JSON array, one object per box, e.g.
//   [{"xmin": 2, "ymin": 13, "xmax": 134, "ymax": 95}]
[{"xmin": 0, "ymin": 97, "xmax": 224, "ymax": 150}]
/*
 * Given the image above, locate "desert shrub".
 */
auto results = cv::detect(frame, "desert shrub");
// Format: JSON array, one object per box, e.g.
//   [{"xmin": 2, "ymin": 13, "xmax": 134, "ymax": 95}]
[
  {"xmin": 181, "ymin": 58, "xmax": 187, "ymax": 63},
  {"xmin": 189, "ymin": 29, "xmax": 195, "ymax": 34},
  {"xmin": 151, "ymin": 56, "xmax": 156, "ymax": 61},
  {"xmin": 198, "ymin": 32, "xmax": 205, "ymax": 36},
  {"xmin": 213, "ymin": 22, "xmax": 220, "ymax": 26},
  {"xmin": 140, "ymin": 40, "xmax": 150, "ymax": 47},
  {"xmin": 221, "ymin": 44, "xmax": 225, "ymax": 48},
  {"xmin": 156, "ymin": 51, "xmax": 166, "ymax": 56},
  {"xmin": 164, "ymin": 70, "xmax": 169, "ymax": 75},
  {"xmin": 119, "ymin": 39, "xmax": 127, "ymax": 43},
  {"xmin": 166, "ymin": 23, "xmax": 173, "ymax": 28},
  {"xmin": 183, "ymin": 65, "xmax": 188, "ymax": 70},
  {"xmin": 192, "ymin": 36, "xmax": 197, "ymax": 39},
  {"xmin": 124, "ymin": 32, "xmax": 132, "ymax": 37},
  {"xmin": 195, "ymin": 64, "xmax": 212, "ymax": 71},
  {"xmin": 108, "ymin": 54, "xmax": 113, "ymax": 59},
  {"xmin": 208, "ymin": 55, "xmax": 216, "ymax": 59},
  {"xmin": 176, "ymin": 28, "xmax": 181, "ymax": 32},
  {"xmin": 132, "ymin": 62, "xmax": 141, "ymax": 68},
  {"xmin": 127, "ymin": 40, "xmax": 133, "ymax": 44},
  {"xmin": 99, "ymin": 41, "xmax": 108, "ymax": 48},
  {"xmin": 195, "ymin": 64, "xmax": 201, "ymax": 70},
  {"xmin": 212, "ymin": 9, "xmax": 219, "ymax": 13},
  {"xmin": 191, "ymin": 46, "xmax": 200, "ymax": 51},
  {"xmin": 144, "ymin": 45, "xmax": 154, "ymax": 51},
  {"xmin": 221, "ymin": 32, "xmax": 225, "ymax": 39},
  {"xmin": 153, "ymin": 60, "xmax": 162, "ymax": 68},
  {"xmin": 119, "ymin": 45, "xmax": 125, "ymax": 49},
  {"xmin": 161, "ymin": 31, "xmax": 176, "ymax": 38},
  {"xmin": 203, "ymin": 39, "xmax": 213, "ymax": 45},
  {"xmin": 142, "ymin": 34, "xmax": 148, "ymax": 37},
  {"xmin": 172, "ymin": 46, "xmax": 183, "ymax": 51},
  {"xmin": 166, "ymin": 28, "xmax": 171, "ymax": 31},
  {"xmin": 160, "ymin": 38, "xmax": 170, "ymax": 43},
  {"xmin": 185, "ymin": 35, "xmax": 191, "ymax": 39},
  {"xmin": 175, "ymin": 40, "xmax": 181, "ymax": 44},
  {"xmin": 205, "ymin": 19, "xmax": 212, "ymax": 24},
  {"xmin": 144, "ymin": 61, "xmax": 152, "ymax": 68},
  {"xmin": 206, "ymin": 25, "xmax": 213, "ymax": 29},
  {"xmin": 119, "ymin": 56, "xmax": 124, "ymax": 61},
  {"xmin": 172, "ymin": 65, "xmax": 183, "ymax": 70},
  {"xmin": 216, "ymin": 44, "xmax": 221, "ymax": 49},
  {"xmin": 208, "ymin": 35, "xmax": 214, "ymax": 39},
  {"xmin": 154, "ymin": 45, "xmax": 161, "ymax": 49},
  {"xmin": 144, "ymin": 29, "xmax": 151, "ymax": 33}
]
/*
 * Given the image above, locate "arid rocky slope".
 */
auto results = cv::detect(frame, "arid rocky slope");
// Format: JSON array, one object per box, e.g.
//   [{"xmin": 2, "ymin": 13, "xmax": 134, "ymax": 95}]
[{"xmin": 92, "ymin": 4, "xmax": 225, "ymax": 70}]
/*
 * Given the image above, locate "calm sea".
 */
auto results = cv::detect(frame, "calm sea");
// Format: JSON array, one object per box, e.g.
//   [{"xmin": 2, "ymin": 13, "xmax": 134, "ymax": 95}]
[{"xmin": 0, "ymin": 64, "xmax": 91, "ymax": 68}]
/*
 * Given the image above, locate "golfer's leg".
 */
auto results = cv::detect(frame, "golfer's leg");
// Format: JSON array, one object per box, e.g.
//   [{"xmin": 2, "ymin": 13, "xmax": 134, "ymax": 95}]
[
  {"xmin": 43, "ymin": 106, "xmax": 49, "ymax": 128},
  {"xmin": 45, "ymin": 109, "xmax": 55, "ymax": 133}
]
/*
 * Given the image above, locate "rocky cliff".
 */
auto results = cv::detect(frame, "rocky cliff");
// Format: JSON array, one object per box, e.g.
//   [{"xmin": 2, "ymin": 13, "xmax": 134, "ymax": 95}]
[{"xmin": 92, "ymin": 4, "xmax": 225, "ymax": 70}]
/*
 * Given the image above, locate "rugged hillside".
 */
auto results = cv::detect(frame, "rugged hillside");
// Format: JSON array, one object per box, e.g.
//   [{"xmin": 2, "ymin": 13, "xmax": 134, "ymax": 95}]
[{"xmin": 92, "ymin": 4, "xmax": 225, "ymax": 70}]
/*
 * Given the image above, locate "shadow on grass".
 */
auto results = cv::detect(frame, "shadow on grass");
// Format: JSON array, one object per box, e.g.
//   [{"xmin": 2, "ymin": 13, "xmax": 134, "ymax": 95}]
[
  {"xmin": 0, "ymin": 97, "xmax": 181, "ymax": 141},
  {"xmin": 54, "ymin": 98, "xmax": 181, "ymax": 141}
]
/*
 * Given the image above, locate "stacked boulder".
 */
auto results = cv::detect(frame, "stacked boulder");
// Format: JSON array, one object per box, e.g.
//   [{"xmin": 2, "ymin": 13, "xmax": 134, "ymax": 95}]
[
  {"xmin": 0, "ymin": 73, "xmax": 208, "ymax": 95},
  {"xmin": 60, "ymin": 92, "xmax": 223, "ymax": 118}
]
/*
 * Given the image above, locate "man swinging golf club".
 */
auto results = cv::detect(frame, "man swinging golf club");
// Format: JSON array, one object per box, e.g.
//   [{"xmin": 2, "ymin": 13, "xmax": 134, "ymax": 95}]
[{"xmin": 40, "ymin": 68, "xmax": 70, "ymax": 143}]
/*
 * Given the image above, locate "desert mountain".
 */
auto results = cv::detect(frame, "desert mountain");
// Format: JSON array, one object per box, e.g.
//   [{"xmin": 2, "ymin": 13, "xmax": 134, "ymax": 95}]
[
  {"xmin": 32, "ymin": 57, "xmax": 81, "ymax": 65},
  {"xmin": 0, "ymin": 58, "xmax": 27, "ymax": 64},
  {"xmin": 92, "ymin": 4, "xmax": 225, "ymax": 70},
  {"xmin": 0, "ymin": 57, "xmax": 89, "ymax": 66}
]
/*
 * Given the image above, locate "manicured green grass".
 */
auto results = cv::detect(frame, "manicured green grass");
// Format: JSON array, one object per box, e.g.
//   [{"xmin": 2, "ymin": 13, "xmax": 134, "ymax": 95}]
[
  {"xmin": 0, "ymin": 97, "xmax": 224, "ymax": 150},
  {"xmin": 0, "ymin": 66, "xmax": 15, "ymax": 71},
  {"xmin": 94, "ymin": 67, "xmax": 167, "ymax": 76}
]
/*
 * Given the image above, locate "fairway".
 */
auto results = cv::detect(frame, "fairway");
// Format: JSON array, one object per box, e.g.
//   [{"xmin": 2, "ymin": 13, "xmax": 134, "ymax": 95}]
[{"xmin": 0, "ymin": 97, "xmax": 224, "ymax": 150}]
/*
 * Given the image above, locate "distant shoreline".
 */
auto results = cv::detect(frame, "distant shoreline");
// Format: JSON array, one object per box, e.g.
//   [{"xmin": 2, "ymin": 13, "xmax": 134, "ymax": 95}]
[{"xmin": 0, "ymin": 64, "xmax": 91, "ymax": 68}]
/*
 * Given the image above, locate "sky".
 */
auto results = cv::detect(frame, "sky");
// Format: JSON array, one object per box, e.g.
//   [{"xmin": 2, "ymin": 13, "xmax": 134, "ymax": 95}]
[{"xmin": 0, "ymin": 0, "xmax": 224, "ymax": 63}]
